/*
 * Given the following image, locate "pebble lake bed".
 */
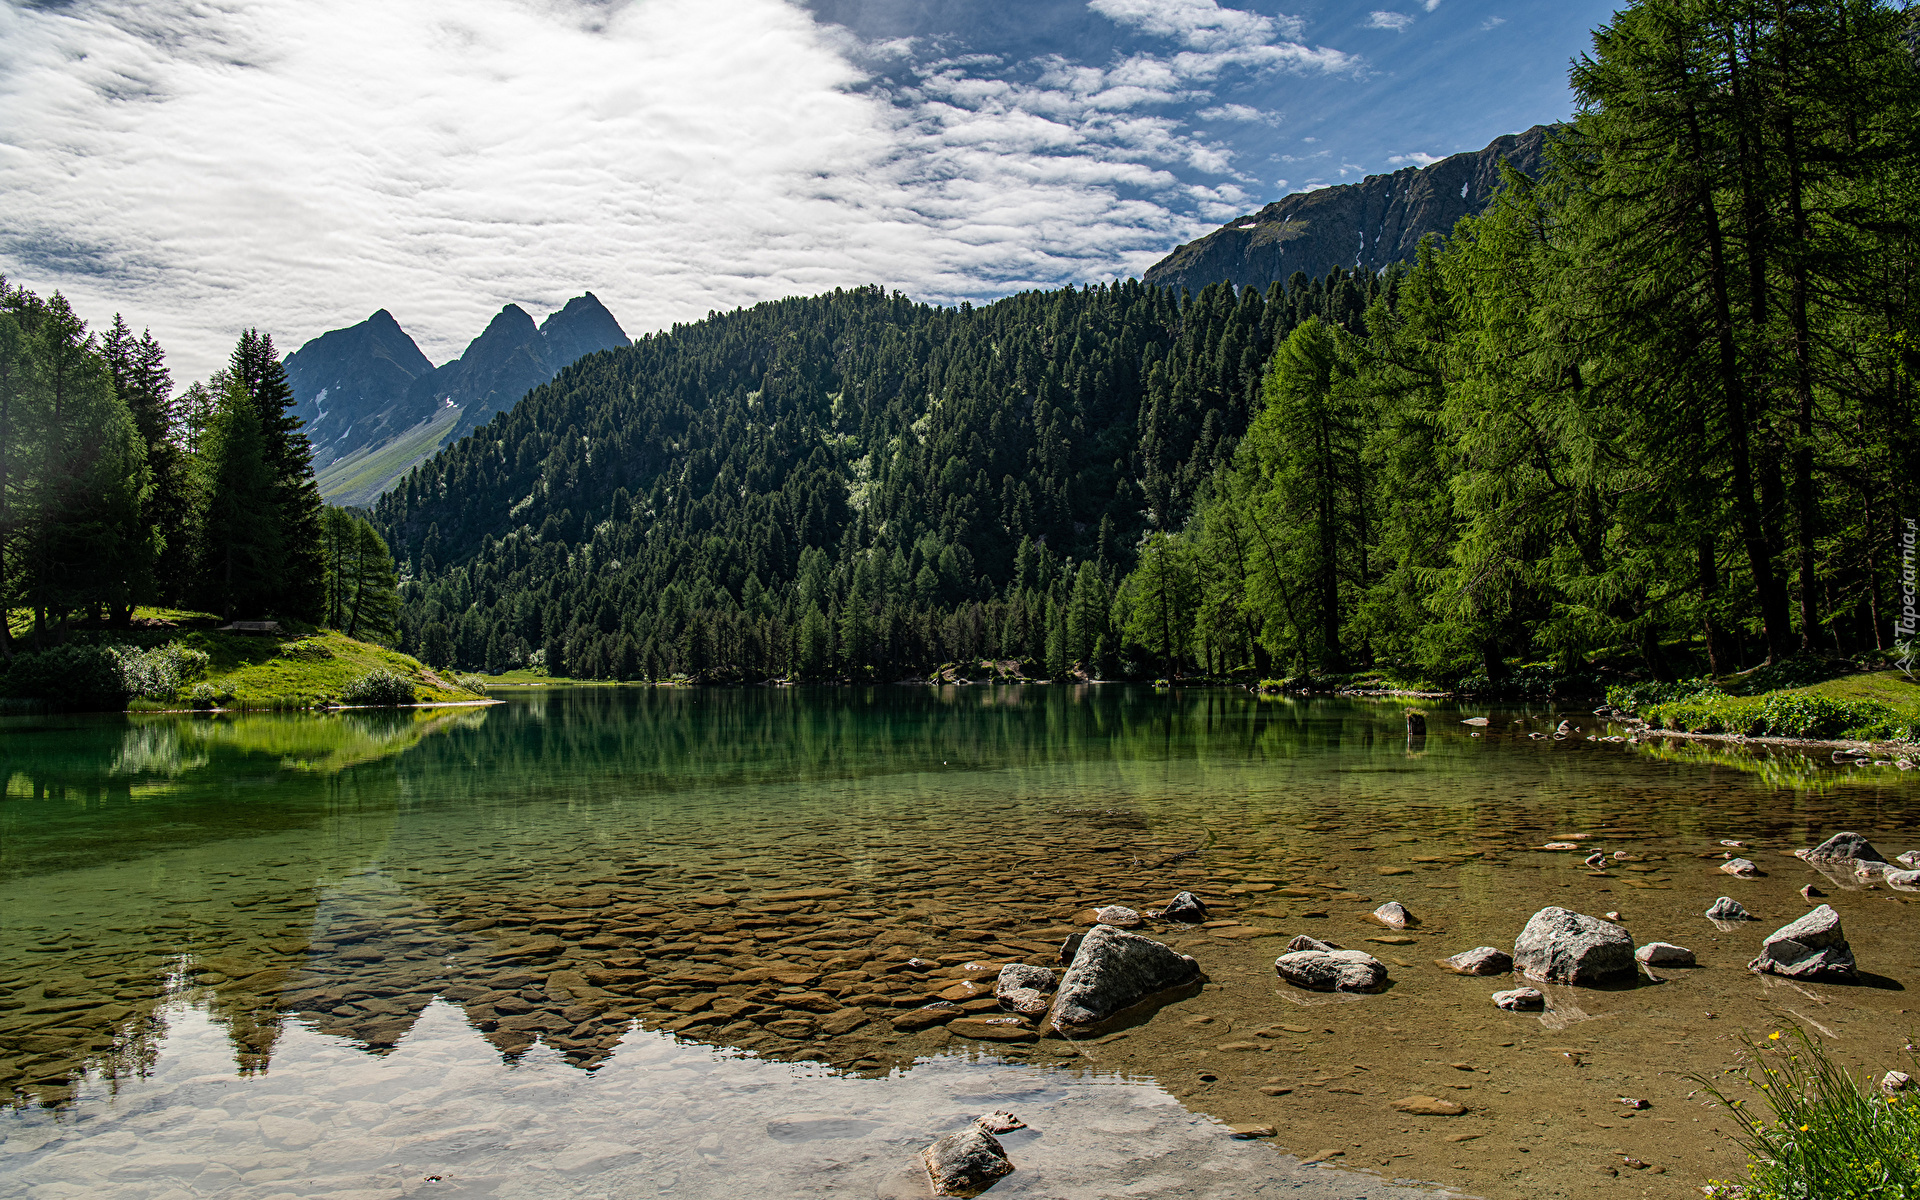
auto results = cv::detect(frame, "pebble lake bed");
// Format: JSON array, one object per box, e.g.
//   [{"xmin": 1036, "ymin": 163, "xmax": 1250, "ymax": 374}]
[{"xmin": 2, "ymin": 685, "xmax": 1917, "ymax": 1200}]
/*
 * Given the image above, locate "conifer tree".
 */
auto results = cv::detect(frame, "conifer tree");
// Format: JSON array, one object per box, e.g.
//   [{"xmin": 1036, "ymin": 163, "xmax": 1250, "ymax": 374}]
[
  {"xmin": 229, "ymin": 329, "xmax": 323, "ymax": 619},
  {"xmin": 197, "ymin": 377, "xmax": 279, "ymax": 621}
]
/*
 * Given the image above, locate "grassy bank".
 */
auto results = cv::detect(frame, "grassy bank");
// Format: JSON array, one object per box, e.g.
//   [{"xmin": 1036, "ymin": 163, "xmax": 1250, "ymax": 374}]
[
  {"xmin": 3, "ymin": 609, "xmax": 481, "ymax": 711},
  {"xmin": 1620, "ymin": 665, "xmax": 1920, "ymax": 743},
  {"xmin": 1702, "ymin": 1026, "xmax": 1920, "ymax": 1199}
]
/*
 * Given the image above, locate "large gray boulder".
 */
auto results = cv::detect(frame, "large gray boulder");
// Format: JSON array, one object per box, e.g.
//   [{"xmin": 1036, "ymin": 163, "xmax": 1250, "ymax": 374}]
[
  {"xmin": 1048, "ymin": 924, "xmax": 1200, "ymax": 1029},
  {"xmin": 1511, "ymin": 907, "xmax": 1634, "ymax": 984},
  {"xmin": 1748, "ymin": 904, "xmax": 1856, "ymax": 980},
  {"xmin": 1801, "ymin": 832, "xmax": 1886, "ymax": 864},
  {"xmin": 1274, "ymin": 948, "xmax": 1390, "ymax": 993},
  {"xmin": 923, "ymin": 1125, "xmax": 1014, "ymax": 1197}
]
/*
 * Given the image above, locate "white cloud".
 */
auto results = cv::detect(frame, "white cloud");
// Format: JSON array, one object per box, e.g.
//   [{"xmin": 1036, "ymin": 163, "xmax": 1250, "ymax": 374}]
[
  {"xmin": 1387, "ymin": 151, "xmax": 1443, "ymax": 166},
  {"xmin": 1424, "ymin": 0, "xmax": 1443, "ymax": 10},
  {"xmin": 1196, "ymin": 103, "xmax": 1280, "ymax": 124},
  {"xmin": 0, "ymin": 0, "xmax": 1360, "ymax": 381},
  {"xmin": 1087, "ymin": 0, "xmax": 1306, "ymax": 50},
  {"xmin": 1482, "ymin": 16, "xmax": 1507, "ymax": 29},
  {"xmin": 1367, "ymin": 12, "xmax": 1415, "ymax": 31}
]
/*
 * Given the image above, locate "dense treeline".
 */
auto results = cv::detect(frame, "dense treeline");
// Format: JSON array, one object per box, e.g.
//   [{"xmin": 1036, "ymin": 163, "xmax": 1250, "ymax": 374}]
[
  {"xmin": 372, "ymin": 271, "xmax": 1382, "ymax": 680},
  {"xmin": 378, "ymin": 0, "xmax": 1917, "ymax": 688},
  {"xmin": 1128, "ymin": 0, "xmax": 1920, "ymax": 685},
  {"xmin": 0, "ymin": 279, "xmax": 399, "ymax": 667}
]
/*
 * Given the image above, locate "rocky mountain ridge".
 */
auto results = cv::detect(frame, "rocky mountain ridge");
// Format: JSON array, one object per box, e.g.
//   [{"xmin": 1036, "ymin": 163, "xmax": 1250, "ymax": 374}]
[
  {"xmin": 286, "ymin": 294, "xmax": 628, "ymax": 503},
  {"xmin": 1144, "ymin": 126, "xmax": 1552, "ymax": 294}
]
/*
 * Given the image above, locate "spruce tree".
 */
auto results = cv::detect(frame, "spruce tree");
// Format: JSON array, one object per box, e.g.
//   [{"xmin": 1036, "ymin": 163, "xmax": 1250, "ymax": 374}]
[
  {"xmin": 229, "ymin": 329, "xmax": 323, "ymax": 620},
  {"xmin": 197, "ymin": 377, "xmax": 279, "ymax": 621}
]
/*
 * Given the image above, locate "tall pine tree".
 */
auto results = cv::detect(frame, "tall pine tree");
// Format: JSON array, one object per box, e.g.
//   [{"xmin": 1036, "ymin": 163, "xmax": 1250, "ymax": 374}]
[{"xmin": 229, "ymin": 329, "xmax": 323, "ymax": 620}]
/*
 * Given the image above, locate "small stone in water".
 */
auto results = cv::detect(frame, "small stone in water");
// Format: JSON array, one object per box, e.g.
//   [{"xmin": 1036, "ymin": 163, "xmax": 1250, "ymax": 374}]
[
  {"xmin": 1372, "ymin": 901, "xmax": 1416, "ymax": 929},
  {"xmin": 1882, "ymin": 1071, "xmax": 1912, "ymax": 1094},
  {"xmin": 1705, "ymin": 896, "xmax": 1754, "ymax": 921},
  {"xmin": 1800, "ymin": 885, "xmax": 1824, "ymax": 900},
  {"xmin": 923, "ymin": 1125, "xmax": 1014, "ymax": 1197},
  {"xmin": 1286, "ymin": 934, "xmax": 1337, "ymax": 952},
  {"xmin": 1618, "ymin": 1097, "xmax": 1649, "ymax": 1109},
  {"xmin": 1493, "ymin": 987, "xmax": 1545, "ymax": 1010},
  {"xmin": 976, "ymin": 1111, "xmax": 1025, "ymax": 1133},
  {"xmin": 1391, "ymin": 1095, "xmax": 1467, "ymax": 1116},
  {"xmin": 1440, "ymin": 946, "xmax": 1512, "ymax": 976},
  {"xmin": 1274, "ymin": 948, "xmax": 1389, "ymax": 993},
  {"xmin": 1228, "ymin": 1124, "xmax": 1277, "ymax": 1138},
  {"xmin": 1720, "ymin": 858, "xmax": 1760, "ymax": 877},
  {"xmin": 1161, "ymin": 891, "xmax": 1209, "ymax": 923},
  {"xmin": 1092, "ymin": 905, "xmax": 1141, "ymax": 928},
  {"xmin": 1635, "ymin": 942, "xmax": 1695, "ymax": 967},
  {"xmin": 1604, "ymin": 911, "xmax": 1622, "ymax": 921}
]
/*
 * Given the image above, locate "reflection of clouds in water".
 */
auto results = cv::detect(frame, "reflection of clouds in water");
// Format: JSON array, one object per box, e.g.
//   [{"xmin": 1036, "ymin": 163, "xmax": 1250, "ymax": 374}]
[{"xmin": 0, "ymin": 1000, "xmax": 1443, "ymax": 1199}]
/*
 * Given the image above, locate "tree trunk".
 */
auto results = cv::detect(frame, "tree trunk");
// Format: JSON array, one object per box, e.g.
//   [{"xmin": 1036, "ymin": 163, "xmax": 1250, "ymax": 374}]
[{"xmin": 1685, "ymin": 100, "xmax": 1793, "ymax": 664}]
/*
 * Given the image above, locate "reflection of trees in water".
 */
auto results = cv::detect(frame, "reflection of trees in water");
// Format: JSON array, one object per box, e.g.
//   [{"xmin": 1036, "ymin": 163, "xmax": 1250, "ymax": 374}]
[
  {"xmin": 1634, "ymin": 737, "xmax": 1858, "ymax": 795},
  {"xmin": 2, "ymin": 706, "xmax": 487, "ymax": 801}
]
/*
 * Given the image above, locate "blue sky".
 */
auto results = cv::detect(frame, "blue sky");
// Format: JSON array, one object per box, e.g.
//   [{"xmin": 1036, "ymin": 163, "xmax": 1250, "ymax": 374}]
[{"xmin": 0, "ymin": 0, "xmax": 1619, "ymax": 381}]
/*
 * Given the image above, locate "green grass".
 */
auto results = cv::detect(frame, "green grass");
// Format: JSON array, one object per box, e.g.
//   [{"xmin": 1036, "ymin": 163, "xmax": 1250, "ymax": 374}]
[
  {"xmin": 1700, "ymin": 1025, "xmax": 1920, "ymax": 1199},
  {"xmin": 7, "ymin": 607, "xmax": 483, "ymax": 710},
  {"xmin": 1633, "ymin": 669, "xmax": 1920, "ymax": 742},
  {"xmin": 173, "ymin": 626, "xmax": 478, "ymax": 709},
  {"xmin": 314, "ymin": 404, "xmax": 460, "ymax": 507},
  {"xmin": 461, "ymin": 668, "xmax": 629, "ymax": 686}
]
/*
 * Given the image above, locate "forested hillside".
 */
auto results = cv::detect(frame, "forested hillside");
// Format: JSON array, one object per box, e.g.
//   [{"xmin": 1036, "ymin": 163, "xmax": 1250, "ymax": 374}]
[
  {"xmin": 377, "ymin": 0, "xmax": 1919, "ymax": 690},
  {"xmin": 372, "ymin": 272, "xmax": 1380, "ymax": 680}
]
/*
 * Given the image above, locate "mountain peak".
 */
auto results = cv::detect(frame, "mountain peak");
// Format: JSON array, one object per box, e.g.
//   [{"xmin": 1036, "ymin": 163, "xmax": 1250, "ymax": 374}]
[{"xmin": 540, "ymin": 292, "xmax": 630, "ymax": 367}]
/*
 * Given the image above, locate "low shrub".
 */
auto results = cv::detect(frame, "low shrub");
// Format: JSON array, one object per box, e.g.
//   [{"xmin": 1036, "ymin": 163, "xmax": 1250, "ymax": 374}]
[
  {"xmin": 1645, "ymin": 692, "xmax": 1918, "ymax": 741},
  {"xmin": 2, "ymin": 640, "xmax": 211, "ymax": 708},
  {"xmin": 338, "ymin": 669, "xmax": 416, "ymax": 707},
  {"xmin": 186, "ymin": 681, "xmax": 235, "ymax": 709},
  {"xmin": 108, "ymin": 643, "xmax": 210, "ymax": 700},
  {"xmin": 1, "ymin": 645, "xmax": 123, "ymax": 708},
  {"xmin": 1699, "ymin": 1025, "xmax": 1920, "ymax": 1200},
  {"xmin": 1607, "ymin": 677, "xmax": 1725, "ymax": 711},
  {"xmin": 453, "ymin": 673, "xmax": 489, "ymax": 694}
]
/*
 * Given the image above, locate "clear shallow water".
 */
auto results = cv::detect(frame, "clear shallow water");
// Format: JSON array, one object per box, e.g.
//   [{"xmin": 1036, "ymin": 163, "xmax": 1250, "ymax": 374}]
[{"xmin": 3, "ymin": 686, "xmax": 1918, "ymax": 1199}]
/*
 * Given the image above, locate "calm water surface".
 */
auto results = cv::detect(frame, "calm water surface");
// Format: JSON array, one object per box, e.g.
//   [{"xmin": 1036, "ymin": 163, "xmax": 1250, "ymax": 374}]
[{"xmin": 3, "ymin": 686, "xmax": 1917, "ymax": 1200}]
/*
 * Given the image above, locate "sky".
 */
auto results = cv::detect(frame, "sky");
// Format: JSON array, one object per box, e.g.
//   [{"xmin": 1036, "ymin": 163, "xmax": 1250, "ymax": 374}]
[{"xmin": 0, "ymin": 0, "xmax": 1620, "ymax": 383}]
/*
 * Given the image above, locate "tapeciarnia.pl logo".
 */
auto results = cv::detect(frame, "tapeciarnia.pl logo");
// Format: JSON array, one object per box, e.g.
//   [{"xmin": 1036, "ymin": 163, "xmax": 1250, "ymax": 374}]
[{"xmin": 1899, "ymin": 517, "xmax": 1918, "ymax": 679}]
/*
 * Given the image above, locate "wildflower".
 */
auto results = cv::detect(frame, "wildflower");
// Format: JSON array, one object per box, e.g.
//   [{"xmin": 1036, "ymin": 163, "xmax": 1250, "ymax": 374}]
[
  {"xmin": 1769, "ymin": 1031, "xmax": 1782, "ymax": 1041},
  {"xmin": 1799, "ymin": 1124, "xmax": 1809, "ymax": 1131}
]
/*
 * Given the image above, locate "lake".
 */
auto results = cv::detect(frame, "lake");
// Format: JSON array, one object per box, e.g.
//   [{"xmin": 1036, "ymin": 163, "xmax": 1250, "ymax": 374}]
[{"xmin": 3, "ymin": 685, "xmax": 1917, "ymax": 1199}]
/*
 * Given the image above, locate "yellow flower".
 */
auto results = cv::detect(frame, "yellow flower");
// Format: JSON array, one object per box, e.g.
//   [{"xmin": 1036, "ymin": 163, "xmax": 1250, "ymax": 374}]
[
  {"xmin": 1769, "ymin": 1031, "xmax": 1782, "ymax": 1041},
  {"xmin": 1799, "ymin": 1125, "xmax": 1809, "ymax": 1132}
]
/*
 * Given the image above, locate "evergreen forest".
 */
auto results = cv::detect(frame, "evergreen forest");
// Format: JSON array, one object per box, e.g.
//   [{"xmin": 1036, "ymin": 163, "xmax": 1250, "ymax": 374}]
[
  {"xmin": 4, "ymin": 0, "xmax": 1916, "ymax": 699},
  {"xmin": 0, "ymin": 280, "xmax": 399, "ymax": 668},
  {"xmin": 370, "ymin": 1, "xmax": 1920, "ymax": 689}
]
